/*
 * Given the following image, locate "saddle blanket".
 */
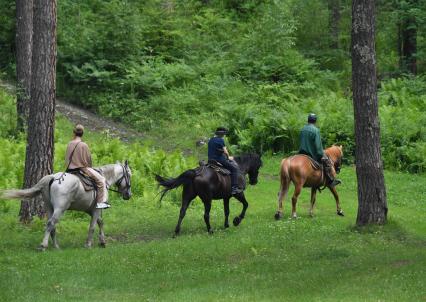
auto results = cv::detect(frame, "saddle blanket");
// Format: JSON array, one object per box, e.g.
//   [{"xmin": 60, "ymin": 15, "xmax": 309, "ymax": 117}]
[
  {"xmin": 295, "ymin": 154, "xmax": 322, "ymax": 170},
  {"xmin": 198, "ymin": 160, "xmax": 231, "ymax": 175},
  {"xmin": 66, "ymin": 170, "xmax": 97, "ymax": 191}
]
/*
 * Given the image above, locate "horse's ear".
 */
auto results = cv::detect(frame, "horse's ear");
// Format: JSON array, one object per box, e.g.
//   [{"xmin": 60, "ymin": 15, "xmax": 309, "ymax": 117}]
[
  {"xmin": 116, "ymin": 160, "xmax": 120, "ymax": 164},
  {"xmin": 125, "ymin": 159, "xmax": 129, "ymax": 166},
  {"xmin": 339, "ymin": 145, "xmax": 343, "ymax": 151}
]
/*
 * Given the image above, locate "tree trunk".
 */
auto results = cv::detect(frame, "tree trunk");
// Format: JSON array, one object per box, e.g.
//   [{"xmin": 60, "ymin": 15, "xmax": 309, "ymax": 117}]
[
  {"xmin": 400, "ymin": 15, "xmax": 417, "ymax": 74},
  {"xmin": 15, "ymin": 0, "xmax": 33, "ymax": 133},
  {"xmin": 351, "ymin": 0, "xmax": 388, "ymax": 226},
  {"xmin": 328, "ymin": 0, "xmax": 341, "ymax": 49},
  {"xmin": 20, "ymin": 0, "xmax": 57, "ymax": 223}
]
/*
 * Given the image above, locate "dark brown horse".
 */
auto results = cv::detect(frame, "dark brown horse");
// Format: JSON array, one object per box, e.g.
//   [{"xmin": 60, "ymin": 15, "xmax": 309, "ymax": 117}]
[
  {"xmin": 156, "ymin": 154, "xmax": 262, "ymax": 236},
  {"xmin": 274, "ymin": 145, "xmax": 344, "ymax": 219}
]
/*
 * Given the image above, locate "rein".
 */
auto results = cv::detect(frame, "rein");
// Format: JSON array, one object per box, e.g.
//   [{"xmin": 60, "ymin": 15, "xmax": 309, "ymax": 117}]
[
  {"xmin": 107, "ymin": 164, "xmax": 131, "ymax": 194},
  {"xmin": 318, "ymin": 152, "xmax": 342, "ymax": 192}
]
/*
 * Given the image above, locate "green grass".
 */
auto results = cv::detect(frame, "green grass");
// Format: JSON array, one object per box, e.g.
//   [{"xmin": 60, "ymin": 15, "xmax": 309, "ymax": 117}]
[{"xmin": 0, "ymin": 158, "xmax": 425, "ymax": 302}]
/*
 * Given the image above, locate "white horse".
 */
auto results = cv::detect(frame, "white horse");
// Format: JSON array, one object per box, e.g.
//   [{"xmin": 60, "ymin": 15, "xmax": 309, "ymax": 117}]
[{"xmin": 1, "ymin": 161, "xmax": 132, "ymax": 250}]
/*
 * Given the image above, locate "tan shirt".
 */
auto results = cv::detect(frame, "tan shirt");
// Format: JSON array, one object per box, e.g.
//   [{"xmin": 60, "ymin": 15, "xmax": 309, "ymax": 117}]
[{"xmin": 65, "ymin": 138, "xmax": 92, "ymax": 169}]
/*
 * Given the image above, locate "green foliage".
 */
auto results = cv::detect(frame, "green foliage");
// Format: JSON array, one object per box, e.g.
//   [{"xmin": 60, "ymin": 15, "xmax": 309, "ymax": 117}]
[
  {"xmin": 379, "ymin": 77, "xmax": 426, "ymax": 172},
  {"xmin": 0, "ymin": 0, "xmax": 425, "ymax": 173},
  {"xmin": 0, "ymin": 89, "xmax": 17, "ymax": 137},
  {"xmin": 0, "ymin": 0, "xmax": 15, "ymax": 75}
]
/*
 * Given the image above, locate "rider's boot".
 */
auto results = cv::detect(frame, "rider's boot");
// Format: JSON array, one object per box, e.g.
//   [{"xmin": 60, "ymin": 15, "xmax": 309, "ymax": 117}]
[
  {"xmin": 231, "ymin": 186, "xmax": 243, "ymax": 195},
  {"xmin": 96, "ymin": 201, "xmax": 111, "ymax": 209},
  {"xmin": 321, "ymin": 156, "xmax": 341, "ymax": 188},
  {"xmin": 329, "ymin": 178, "xmax": 341, "ymax": 187}
]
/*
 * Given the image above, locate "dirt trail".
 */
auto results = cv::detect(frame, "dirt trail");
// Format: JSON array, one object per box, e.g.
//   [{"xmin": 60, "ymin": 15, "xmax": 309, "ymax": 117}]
[
  {"xmin": 55, "ymin": 101, "xmax": 143, "ymax": 142},
  {"xmin": 0, "ymin": 80, "xmax": 144, "ymax": 143}
]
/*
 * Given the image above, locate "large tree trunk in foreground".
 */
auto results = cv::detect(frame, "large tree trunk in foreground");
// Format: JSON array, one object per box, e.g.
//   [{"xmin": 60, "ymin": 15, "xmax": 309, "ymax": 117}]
[
  {"xmin": 351, "ymin": 0, "xmax": 388, "ymax": 225},
  {"xmin": 15, "ymin": 0, "xmax": 33, "ymax": 133},
  {"xmin": 20, "ymin": 0, "xmax": 57, "ymax": 222}
]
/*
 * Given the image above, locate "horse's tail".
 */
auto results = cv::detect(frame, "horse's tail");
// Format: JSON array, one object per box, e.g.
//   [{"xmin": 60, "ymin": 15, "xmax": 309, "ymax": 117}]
[
  {"xmin": 155, "ymin": 169, "xmax": 197, "ymax": 202},
  {"xmin": 279, "ymin": 158, "xmax": 291, "ymax": 197},
  {"xmin": 1, "ymin": 175, "xmax": 54, "ymax": 200}
]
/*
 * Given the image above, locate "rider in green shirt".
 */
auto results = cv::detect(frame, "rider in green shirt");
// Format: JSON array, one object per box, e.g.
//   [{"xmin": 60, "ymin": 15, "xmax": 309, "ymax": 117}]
[{"xmin": 299, "ymin": 113, "xmax": 341, "ymax": 187}]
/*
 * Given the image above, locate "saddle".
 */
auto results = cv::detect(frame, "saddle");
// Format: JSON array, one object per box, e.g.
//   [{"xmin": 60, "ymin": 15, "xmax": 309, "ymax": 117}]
[
  {"xmin": 296, "ymin": 154, "xmax": 322, "ymax": 170},
  {"xmin": 66, "ymin": 169, "xmax": 97, "ymax": 192},
  {"xmin": 198, "ymin": 160, "xmax": 231, "ymax": 175}
]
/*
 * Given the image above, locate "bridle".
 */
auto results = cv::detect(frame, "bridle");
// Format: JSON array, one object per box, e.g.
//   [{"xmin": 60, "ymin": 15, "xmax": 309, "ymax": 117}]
[
  {"xmin": 108, "ymin": 163, "xmax": 131, "ymax": 194},
  {"xmin": 327, "ymin": 152, "xmax": 342, "ymax": 174}
]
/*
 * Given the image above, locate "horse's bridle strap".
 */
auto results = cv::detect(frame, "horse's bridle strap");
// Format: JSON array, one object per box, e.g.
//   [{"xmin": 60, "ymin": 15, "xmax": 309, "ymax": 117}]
[{"xmin": 107, "ymin": 164, "xmax": 131, "ymax": 193}]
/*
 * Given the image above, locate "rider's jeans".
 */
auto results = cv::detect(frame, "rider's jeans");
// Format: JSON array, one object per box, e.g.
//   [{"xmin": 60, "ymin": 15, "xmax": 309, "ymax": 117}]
[
  {"xmin": 216, "ymin": 159, "xmax": 239, "ymax": 188},
  {"xmin": 81, "ymin": 167, "xmax": 108, "ymax": 203}
]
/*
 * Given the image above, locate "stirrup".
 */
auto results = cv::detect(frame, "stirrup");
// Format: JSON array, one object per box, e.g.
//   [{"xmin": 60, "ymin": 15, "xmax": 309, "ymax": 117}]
[
  {"xmin": 96, "ymin": 202, "xmax": 111, "ymax": 209},
  {"xmin": 231, "ymin": 186, "xmax": 243, "ymax": 195}
]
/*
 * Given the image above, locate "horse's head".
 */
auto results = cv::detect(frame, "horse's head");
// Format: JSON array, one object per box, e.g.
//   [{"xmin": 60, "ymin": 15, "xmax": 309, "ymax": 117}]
[
  {"xmin": 325, "ymin": 145, "xmax": 343, "ymax": 174},
  {"xmin": 115, "ymin": 160, "xmax": 132, "ymax": 200},
  {"xmin": 235, "ymin": 154, "xmax": 262, "ymax": 185}
]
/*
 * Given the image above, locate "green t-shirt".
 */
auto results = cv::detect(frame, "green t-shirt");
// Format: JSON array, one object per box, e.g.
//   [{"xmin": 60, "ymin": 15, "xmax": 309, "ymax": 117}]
[{"xmin": 298, "ymin": 123, "xmax": 324, "ymax": 162}]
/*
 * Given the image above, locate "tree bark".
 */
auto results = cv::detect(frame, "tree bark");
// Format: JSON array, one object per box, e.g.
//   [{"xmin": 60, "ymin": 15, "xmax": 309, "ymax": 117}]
[
  {"xmin": 20, "ymin": 0, "xmax": 57, "ymax": 222},
  {"xmin": 328, "ymin": 0, "xmax": 341, "ymax": 49},
  {"xmin": 351, "ymin": 0, "xmax": 388, "ymax": 226},
  {"xmin": 400, "ymin": 14, "xmax": 417, "ymax": 74},
  {"xmin": 15, "ymin": 0, "xmax": 33, "ymax": 133}
]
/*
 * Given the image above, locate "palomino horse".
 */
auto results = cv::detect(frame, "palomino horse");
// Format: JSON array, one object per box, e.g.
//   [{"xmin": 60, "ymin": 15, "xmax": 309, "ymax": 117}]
[
  {"xmin": 156, "ymin": 154, "xmax": 262, "ymax": 236},
  {"xmin": 274, "ymin": 145, "xmax": 344, "ymax": 219},
  {"xmin": 1, "ymin": 161, "xmax": 132, "ymax": 250}
]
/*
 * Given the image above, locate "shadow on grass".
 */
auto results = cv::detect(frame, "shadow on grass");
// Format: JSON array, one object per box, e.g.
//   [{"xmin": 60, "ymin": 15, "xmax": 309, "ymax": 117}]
[{"xmin": 348, "ymin": 218, "xmax": 425, "ymax": 246}]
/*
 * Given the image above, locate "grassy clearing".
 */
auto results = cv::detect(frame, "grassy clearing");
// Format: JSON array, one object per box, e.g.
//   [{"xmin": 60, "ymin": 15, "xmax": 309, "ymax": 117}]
[{"xmin": 0, "ymin": 156, "xmax": 425, "ymax": 301}]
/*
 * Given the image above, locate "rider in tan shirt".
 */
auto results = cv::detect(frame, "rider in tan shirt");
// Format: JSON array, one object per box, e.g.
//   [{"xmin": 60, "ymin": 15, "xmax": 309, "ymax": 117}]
[{"xmin": 65, "ymin": 124, "xmax": 110, "ymax": 209}]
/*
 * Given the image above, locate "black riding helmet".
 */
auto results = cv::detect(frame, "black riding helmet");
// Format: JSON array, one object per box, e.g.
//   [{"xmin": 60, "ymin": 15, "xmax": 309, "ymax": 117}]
[
  {"xmin": 308, "ymin": 113, "xmax": 317, "ymax": 123},
  {"xmin": 215, "ymin": 127, "xmax": 228, "ymax": 136}
]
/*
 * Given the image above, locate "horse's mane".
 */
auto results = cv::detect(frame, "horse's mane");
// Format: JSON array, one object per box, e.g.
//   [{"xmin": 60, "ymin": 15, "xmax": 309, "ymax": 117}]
[
  {"xmin": 325, "ymin": 145, "xmax": 343, "ymax": 159},
  {"xmin": 234, "ymin": 153, "xmax": 262, "ymax": 167},
  {"xmin": 96, "ymin": 164, "xmax": 118, "ymax": 181}
]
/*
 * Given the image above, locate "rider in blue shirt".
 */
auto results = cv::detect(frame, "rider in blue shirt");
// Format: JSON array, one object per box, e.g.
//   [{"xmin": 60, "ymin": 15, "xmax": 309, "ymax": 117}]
[{"xmin": 208, "ymin": 127, "xmax": 242, "ymax": 195}]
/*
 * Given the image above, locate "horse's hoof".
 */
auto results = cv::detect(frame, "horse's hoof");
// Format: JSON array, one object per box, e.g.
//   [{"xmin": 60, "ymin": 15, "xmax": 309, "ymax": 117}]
[
  {"xmin": 85, "ymin": 243, "xmax": 93, "ymax": 249},
  {"xmin": 172, "ymin": 233, "xmax": 179, "ymax": 239},
  {"xmin": 99, "ymin": 242, "xmax": 106, "ymax": 248},
  {"xmin": 337, "ymin": 210, "xmax": 345, "ymax": 216},
  {"xmin": 233, "ymin": 216, "xmax": 241, "ymax": 226},
  {"xmin": 274, "ymin": 212, "xmax": 282, "ymax": 220},
  {"xmin": 224, "ymin": 223, "xmax": 229, "ymax": 229},
  {"xmin": 291, "ymin": 214, "xmax": 298, "ymax": 219},
  {"xmin": 53, "ymin": 245, "xmax": 60, "ymax": 249},
  {"xmin": 208, "ymin": 229, "xmax": 214, "ymax": 235},
  {"xmin": 37, "ymin": 245, "xmax": 47, "ymax": 252}
]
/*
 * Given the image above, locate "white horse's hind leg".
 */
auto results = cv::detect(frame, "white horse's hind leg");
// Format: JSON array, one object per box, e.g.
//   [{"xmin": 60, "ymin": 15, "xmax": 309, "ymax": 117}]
[
  {"xmin": 46, "ymin": 204, "xmax": 60, "ymax": 249},
  {"xmin": 40, "ymin": 209, "xmax": 62, "ymax": 251},
  {"xmin": 50, "ymin": 226, "xmax": 60, "ymax": 249},
  {"xmin": 85, "ymin": 210, "xmax": 101, "ymax": 248}
]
